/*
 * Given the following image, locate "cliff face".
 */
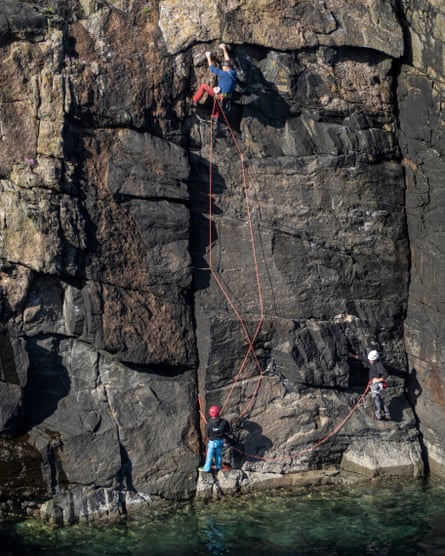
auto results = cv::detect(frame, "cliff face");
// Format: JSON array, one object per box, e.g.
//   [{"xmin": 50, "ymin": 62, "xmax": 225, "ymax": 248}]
[
  {"xmin": 0, "ymin": 0, "xmax": 441, "ymax": 523},
  {"xmin": 397, "ymin": 0, "xmax": 445, "ymax": 474}
]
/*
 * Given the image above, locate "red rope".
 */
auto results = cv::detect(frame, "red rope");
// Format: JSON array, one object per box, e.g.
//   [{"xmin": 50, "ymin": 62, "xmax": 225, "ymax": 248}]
[
  {"xmin": 197, "ymin": 396, "xmax": 207, "ymax": 424},
  {"xmin": 206, "ymin": 97, "xmax": 265, "ymax": 419},
  {"xmin": 231, "ymin": 382, "xmax": 371, "ymax": 462},
  {"xmin": 201, "ymin": 96, "xmax": 371, "ymax": 463}
]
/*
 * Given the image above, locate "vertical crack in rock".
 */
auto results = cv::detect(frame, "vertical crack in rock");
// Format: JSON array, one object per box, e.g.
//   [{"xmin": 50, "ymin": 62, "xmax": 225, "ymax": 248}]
[{"xmin": 395, "ymin": 0, "xmax": 445, "ymax": 476}]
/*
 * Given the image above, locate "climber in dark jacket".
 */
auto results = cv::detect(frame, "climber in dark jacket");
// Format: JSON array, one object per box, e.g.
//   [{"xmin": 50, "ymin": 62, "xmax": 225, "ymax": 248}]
[
  {"xmin": 367, "ymin": 350, "xmax": 391, "ymax": 420},
  {"xmin": 199, "ymin": 405, "xmax": 230, "ymax": 473},
  {"xmin": 192, "ymin": 43, "xmax": 237, "ymax": 124},
  {"xmin": 349, "ymin": 349, "xmax": 391, "ymax": 420}
]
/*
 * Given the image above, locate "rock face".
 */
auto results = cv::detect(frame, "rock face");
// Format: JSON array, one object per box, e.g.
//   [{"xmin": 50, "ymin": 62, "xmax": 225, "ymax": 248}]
[
  {"xmin": 0, "ymin": 0, "xmax": 440, "ymax": 523},
  {"xmin": 397, "ymin": 0, "xmax": 445, "ymax": 475}
]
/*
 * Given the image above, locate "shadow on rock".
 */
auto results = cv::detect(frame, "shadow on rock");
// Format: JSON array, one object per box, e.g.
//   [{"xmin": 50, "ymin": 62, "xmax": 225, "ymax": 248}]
[
  {"xmin": 405, "ymin": 367, "xmax": 422, "ymax": 409},
  {"xmin": 231, "ymin": 420, "xmax": 273, "ymax": 469},
  {"xmin": 232, "ymin": 46, "xmax": 293, "ymax": 128},
  {"xmin": 385, "ymin": 364, "xmax": 416, "ymax": 424},
  {"xmin": 188, "ymin": 151, "xmax": 227, "ymax": 293},
  {"xmin": 21, "ymin": 336, "xmax": 71, "ymax": 433}
]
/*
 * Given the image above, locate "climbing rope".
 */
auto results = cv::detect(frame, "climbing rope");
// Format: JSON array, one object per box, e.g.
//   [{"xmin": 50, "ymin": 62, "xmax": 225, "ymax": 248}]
[
  {"xmin": 198, "ymin": 396, "xmax": 208, "ymax": 424},
  {"xmin": 200, "ymin": 96, "xmax": 371, "ymax": 463},
  {"xmin": 206, "ymin": 96, "xmax": 265, "ymax": 420},
  {"xmin": 231, "ymin": 382, "xmax": 371, "ymax": 463}
]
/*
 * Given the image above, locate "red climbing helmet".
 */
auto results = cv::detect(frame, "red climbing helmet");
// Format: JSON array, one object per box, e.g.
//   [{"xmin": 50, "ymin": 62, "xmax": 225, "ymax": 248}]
[{"xmin": 208, "ymin": 405, "xmax": 220, "ymax": 417}]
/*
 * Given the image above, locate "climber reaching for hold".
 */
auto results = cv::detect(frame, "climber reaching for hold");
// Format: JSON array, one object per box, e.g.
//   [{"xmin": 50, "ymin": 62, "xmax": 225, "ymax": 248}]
[{"xmin": 192, "ymin": 43, "xmax": 237, "ymax": 130}]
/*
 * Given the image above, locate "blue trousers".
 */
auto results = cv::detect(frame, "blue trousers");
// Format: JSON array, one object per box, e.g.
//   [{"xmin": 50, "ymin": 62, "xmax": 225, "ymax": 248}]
[{"xmin": 203, "ymin": 439, "xmax": 224, "ymax": 472}]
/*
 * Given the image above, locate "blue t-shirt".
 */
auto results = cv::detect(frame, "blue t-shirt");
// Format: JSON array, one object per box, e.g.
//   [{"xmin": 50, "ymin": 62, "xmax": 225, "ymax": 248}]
[{"xmin": 209, "ymin": 65, "xmax": 237, "ymax": 94}]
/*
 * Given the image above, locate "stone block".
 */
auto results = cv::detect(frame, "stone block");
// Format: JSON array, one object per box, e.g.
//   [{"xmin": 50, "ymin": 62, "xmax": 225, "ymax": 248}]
[{"xmin": 341, "ymin": 438, "xmax": 424, "ymax": 477}]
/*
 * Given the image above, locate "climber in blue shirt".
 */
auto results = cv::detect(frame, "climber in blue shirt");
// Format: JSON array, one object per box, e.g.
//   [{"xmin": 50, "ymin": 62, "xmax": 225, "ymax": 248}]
[{"xmin": 192, "ymin": 43, "xmax": 237, "ymax": 127}]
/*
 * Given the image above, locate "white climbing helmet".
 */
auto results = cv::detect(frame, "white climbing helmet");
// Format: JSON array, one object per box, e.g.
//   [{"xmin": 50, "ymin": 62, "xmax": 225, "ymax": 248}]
[{"xmin": 367, "ymin": 350, "xmax": 379, "ymax": 361}]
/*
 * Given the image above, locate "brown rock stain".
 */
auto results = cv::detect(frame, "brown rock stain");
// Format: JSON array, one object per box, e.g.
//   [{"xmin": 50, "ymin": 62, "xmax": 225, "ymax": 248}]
[
  {"xmin": 424, "ymin": 365, "xmax": 445, "ymax": 412},
  {"xmin": 402, "ymin": 157, "xmax": 418, "ymax": 171}
]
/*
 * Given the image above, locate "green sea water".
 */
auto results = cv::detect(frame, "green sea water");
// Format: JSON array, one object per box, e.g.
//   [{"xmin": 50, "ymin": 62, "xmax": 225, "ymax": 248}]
[{"xmin": 1, "ymin": 477, "xmax": 445, "ymax": 555}]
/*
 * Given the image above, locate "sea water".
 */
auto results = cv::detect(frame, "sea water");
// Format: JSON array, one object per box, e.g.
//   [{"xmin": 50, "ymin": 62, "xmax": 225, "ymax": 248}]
[{"xmin": 1, "ymin": 477, "xmax": 445, "ymax": 555}]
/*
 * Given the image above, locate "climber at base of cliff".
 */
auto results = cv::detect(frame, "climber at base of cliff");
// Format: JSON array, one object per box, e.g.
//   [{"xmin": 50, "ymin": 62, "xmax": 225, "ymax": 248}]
[
  {"xmin": 192, "ymin": 43, "xmax": 237, "ymax": 131},
  {"xmin": 350, "ymin": 349, "xmax": 391, "ymax": 421},
  {"xmin": 199, "ymin": 405, "xmax": 231, "ymax": 473},
  {"xmin": 367, "ymin": 349, "xmax": 391, "ymax": 420}
]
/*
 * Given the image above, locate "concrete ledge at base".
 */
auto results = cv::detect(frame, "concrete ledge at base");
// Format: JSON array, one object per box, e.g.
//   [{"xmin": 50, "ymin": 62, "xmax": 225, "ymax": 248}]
[
  {"xmin": 196, "ymin": 467, "xmax": 351, "ymax": 500},
  {"xmin": 239, "ymin": 468, "xmax": 343, "ymax": 492},
  {"xmin": 340, "ymin": 439, "xmax": 424, "ymax": 478}
]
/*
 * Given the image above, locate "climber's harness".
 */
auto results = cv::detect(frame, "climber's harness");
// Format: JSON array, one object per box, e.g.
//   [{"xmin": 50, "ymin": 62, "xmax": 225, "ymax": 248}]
[{"xmin": 213, "ymin": 84, "xmax": 234, "ymax": 114}]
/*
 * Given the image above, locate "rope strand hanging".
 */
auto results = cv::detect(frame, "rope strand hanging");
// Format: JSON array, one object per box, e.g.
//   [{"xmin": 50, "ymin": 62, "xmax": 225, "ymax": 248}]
[
  {"xmin": 201, "ymin": 97, "xmax": 371, "ymax": 463},
  {"xmin": 207, "ymin": 96, "xmax": 265, "ymax": 420},
  {"xmin": 231, "ymin": 382, "xmax": 371, "ymax": 463}
]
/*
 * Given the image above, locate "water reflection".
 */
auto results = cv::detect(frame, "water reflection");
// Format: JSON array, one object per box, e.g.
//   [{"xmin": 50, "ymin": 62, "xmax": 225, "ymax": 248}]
[
  {"xmin": 1, "ymin": 477, "xmax": 445, "ymax": 555},
  {"xmin": 200, "ymin": 516, "xmax": 227, "ymax": 555}
]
